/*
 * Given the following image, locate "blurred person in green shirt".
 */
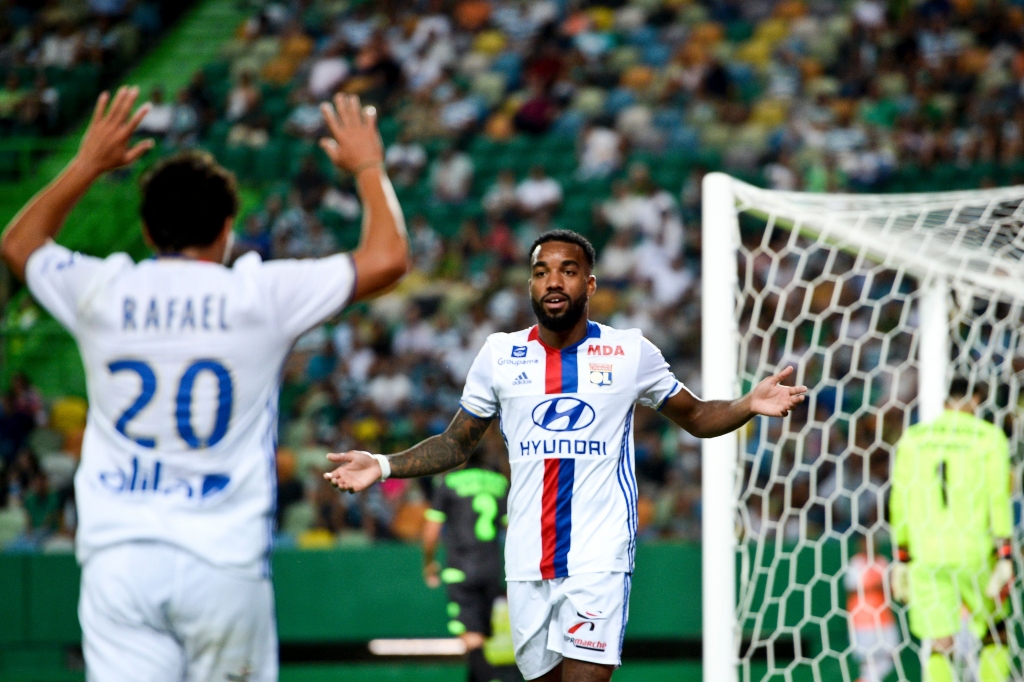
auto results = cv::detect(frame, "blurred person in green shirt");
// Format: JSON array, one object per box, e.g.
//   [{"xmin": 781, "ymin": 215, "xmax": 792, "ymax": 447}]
[
  {"xmin": 23, "ymin": 471, "xmax": 61, "ymax": 536},
  {"xmin": 889, "ymin": 378, "xmax": 1014, "ymax": 682}
]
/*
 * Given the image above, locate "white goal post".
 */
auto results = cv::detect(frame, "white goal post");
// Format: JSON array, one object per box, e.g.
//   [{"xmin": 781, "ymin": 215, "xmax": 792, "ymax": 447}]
[{"xmin": 701, "ymin": 172, "xmax": 1024, "ymax": 682}]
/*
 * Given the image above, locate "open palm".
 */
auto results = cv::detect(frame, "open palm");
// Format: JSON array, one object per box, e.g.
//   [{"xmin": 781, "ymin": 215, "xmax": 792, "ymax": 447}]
[
  {"xmin": 77, "ymin": 86, "xmax": 154, "ymax": 177},
  {"xmin": 323, "ymin": 450, "xmax": 381, "ymax": 493},
  {"xmin": 749, "ymin": 366, "xmax": 807, "ymax": 417}
]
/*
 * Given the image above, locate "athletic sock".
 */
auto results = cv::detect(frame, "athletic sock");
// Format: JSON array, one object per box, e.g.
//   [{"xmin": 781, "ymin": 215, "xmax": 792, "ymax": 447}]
[
  {"xmin": 927, "ymin": 651, "xmax": 955, "ymax": 682},
  {"xmin": 467, "ymin": 647, "xmax": 498, "ymax": 682},
  {"xmin": 979, "ymin": 644, "xmax": 1011, "ymax": 682}
]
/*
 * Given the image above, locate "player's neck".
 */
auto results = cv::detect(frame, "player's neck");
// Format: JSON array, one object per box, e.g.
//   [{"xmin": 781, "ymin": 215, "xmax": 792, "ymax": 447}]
[
  {"xmin": 157, "ymin": 245, "xmax": 226, "ymax": 264},
  {"xmin": 536, "ymin": 316, "xmax": 591, "ymax": 350}
]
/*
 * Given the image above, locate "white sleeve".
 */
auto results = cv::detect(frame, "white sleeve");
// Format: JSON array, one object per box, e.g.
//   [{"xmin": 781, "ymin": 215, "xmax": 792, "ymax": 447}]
[
  {"xmin": 459, "ymin": 343, "xmax": 498, "ymax": 419},
  {"xmin": 259, "ymin": 253, "xmax": 357, "ymax": 340},
  {"xmin": 636, "ymin": 336, "xmax": 684, "ymax": 410},
  {"xmin": 25, "ymin": 242, "xmax": 105, "ymax": 333}
]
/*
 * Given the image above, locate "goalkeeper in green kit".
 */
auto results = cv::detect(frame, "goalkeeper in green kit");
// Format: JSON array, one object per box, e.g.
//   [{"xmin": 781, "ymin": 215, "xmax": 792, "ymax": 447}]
[{"xmin": 889, "ymin": 378, "xmax": 1015, "ymax": 682}]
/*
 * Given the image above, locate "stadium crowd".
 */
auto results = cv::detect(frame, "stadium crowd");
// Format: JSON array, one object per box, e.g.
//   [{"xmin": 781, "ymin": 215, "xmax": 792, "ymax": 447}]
[
  {"xmin": 0, "ymin": 0, "xmax": 192, "ymax": 140},
  {"xmin": 6, "ymin": 0, "xmax": 1024, "ymax": 551}
]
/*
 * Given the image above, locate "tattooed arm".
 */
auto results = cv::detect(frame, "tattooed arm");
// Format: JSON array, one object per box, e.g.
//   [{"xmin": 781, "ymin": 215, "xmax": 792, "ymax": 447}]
[{"xmin": 324, "ymin": 409, "xmax": 493, "ymax": 492}]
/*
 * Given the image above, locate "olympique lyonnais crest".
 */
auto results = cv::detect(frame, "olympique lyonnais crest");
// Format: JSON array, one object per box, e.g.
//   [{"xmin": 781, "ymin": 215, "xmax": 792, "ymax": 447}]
[{"xmin": 589, "ymin": 363, "xmax": 612, "ymax": 386}]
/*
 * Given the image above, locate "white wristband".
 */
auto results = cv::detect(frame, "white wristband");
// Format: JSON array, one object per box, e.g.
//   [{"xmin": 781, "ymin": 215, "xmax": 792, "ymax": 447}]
[{"xmin": 370, "ymin": 454, "xmax": 391, "ymax": 481}]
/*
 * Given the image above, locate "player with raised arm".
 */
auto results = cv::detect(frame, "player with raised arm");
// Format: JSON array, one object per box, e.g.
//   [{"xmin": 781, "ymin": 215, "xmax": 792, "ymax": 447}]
[
  {"xmin": 0, "ymin": 87, "xmax": 408, "ymax": 682},
  {"xmin": 889, "ymin": 378, "xmax": 1014, "ymax": 682},
  {"xmin": 325, "ymin": 229, "xmax": 806, "ymax": 682}
]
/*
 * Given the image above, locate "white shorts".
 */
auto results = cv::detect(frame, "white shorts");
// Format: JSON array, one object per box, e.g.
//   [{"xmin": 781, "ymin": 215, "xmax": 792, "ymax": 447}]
[
  {"xmin": 79, "ymin": 541, "xmax": 278, "ymax": 682},
  {"xmin": 508, "ymin": 572, "xmax": 631, "ymax": 680}
]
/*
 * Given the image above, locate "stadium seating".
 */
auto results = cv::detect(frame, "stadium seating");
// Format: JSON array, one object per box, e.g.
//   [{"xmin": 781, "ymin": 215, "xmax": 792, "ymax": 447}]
[{"xmin": 4, "ymin": 0, "xmax": 1024, "ymax": 588}]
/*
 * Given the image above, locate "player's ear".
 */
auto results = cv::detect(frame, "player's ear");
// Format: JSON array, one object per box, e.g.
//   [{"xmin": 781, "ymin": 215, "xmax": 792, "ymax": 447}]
[
  {"xmin": 141, "ymin": 222, "xmax": 156, "ymax": 251},
  {"xmin": 217, "ymin": 217, "xmax": 235, "ymax": 264},
  {"xmin": 587, "ymin": 273, "xmax": 597, "ymax": 296}
]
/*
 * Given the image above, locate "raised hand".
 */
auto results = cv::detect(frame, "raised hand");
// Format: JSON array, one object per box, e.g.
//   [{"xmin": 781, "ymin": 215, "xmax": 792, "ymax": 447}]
[
  {"xmin": 319, "ymin": 93, "xmax": 383, "ymax": 174},
  {"xmin": 323, "ymin": 450, "xmax": 382, "ymax": 493},
  {"xmin": 77, "ymin": 86, "xmax": 154, "ymax": 177},
  {"xmin": 749, "ymin": 366, "xmax": 807, "ymax": 417}
]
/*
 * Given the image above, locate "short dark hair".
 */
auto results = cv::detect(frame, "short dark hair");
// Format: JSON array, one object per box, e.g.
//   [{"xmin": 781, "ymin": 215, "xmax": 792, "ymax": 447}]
[
  {"xmin": 528, "ymin": 230, "xmax": 596, "ymax": 271},
  {"xmin": 949, "ymin": 377, "xmax": 987, "ymax": 402},
  {"xmin": 140, "ymin": 151, "xmax": 239, "ymax": 253}
]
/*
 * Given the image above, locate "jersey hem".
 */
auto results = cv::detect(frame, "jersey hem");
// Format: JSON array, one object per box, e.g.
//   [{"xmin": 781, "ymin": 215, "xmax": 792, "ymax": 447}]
[
  {"xmin": 505, "ymin": 567, "xmax": 633, "ymax": 582},
  {"xmin": 78, "ymin": 538, "xmax": 268, "ymax": 580}
]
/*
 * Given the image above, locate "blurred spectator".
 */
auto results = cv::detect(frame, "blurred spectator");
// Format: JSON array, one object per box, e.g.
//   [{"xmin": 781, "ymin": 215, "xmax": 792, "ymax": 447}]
[
  {"xmin": 409, "ymin": 215, "xmax": 443, "ymax": 274},
  {"xmin": 366, "ymin": 358, "xmax": 414, "ymax": 414},
  {"xmin": 598, "ymin": 230, "xmax": 638, "ymax": 287},
  {"xmin": 385, "ymin": 131, "xmax": 428, "ymax": 187},
  {"xmin": 430, "ymin": 146, "xmax": 474, "ymax": 204},
  {"xmin": 167, "ymin": 89, "xmax": 200, "ymax": 147},
  {"xmin": 578, "ymin": 121, "xmax": 624, "ymax": 179},
  {"xmin": 284, "ymin": 89, "xmax": 325, "ymax": 140},
  {"xmin": 226, "ymin": 71, "xmax": 261, "ymax": 123},
  {"xmin": 23, "ymin": 471, "xmax": 60, "ymax": 536},
  {"xmin": 308, "ymin": 43, "xmax": 349, "ymax": 100},
  {"xmin": 515, "ymin": 165, "xmax": 562, "ymax": 216},
  {"xmin": 482, "ymin": 169, "xmax": 518, "ymax": 220},
  {"xmin": 0, "ymin": 74, "xmax": 25, "ymax": 134},
  {"xmin": 137, "ymin": 86, "xmax": 174, "ymax": 137},
  {"xmin": 513, "ymin": 79, "xmax": 557, "ymax": 134}
]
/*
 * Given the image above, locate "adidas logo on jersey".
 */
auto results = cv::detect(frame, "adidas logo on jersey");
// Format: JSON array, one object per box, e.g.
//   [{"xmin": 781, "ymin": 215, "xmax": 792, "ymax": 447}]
[{"xmin": 512, "ymin": 372, "xmax": 531, "ymax": 385}]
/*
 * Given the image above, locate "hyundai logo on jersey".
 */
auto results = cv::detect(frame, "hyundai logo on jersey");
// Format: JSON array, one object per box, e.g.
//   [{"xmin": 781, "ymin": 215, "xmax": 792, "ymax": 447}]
[
  {"xmin": 512, "ymin": 345, "xmax": 528, "ymax": 358},
  {"xmin": 532, "ymin": 398, "xmax": 596, "ymax": 432}
]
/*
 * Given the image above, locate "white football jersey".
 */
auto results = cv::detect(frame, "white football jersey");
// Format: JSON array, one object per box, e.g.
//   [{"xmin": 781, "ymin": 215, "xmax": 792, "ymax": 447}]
[
  {"xmin": 26, "ymin": 242, "xmax": 356, "ymax": 577},
  {"xmin": 459, "ymin": 322, "xmax": 683, "ymax": 580}
]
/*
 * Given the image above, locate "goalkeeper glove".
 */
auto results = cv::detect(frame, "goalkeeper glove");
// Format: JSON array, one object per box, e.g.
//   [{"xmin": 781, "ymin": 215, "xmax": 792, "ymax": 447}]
[
  {"xmin": 890, "ymin": 547, "xmax": 911, "ymax": 603},
  {"xmin": 986, "ymin": 541, "xmax": 1014, "ymax": 600}
]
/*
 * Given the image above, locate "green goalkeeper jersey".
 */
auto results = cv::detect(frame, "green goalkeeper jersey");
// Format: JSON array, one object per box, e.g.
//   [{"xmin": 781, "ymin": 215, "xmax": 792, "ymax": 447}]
[{"xmin": 890, "ymin": 410, "xmax": 1011, "ymax": 566}]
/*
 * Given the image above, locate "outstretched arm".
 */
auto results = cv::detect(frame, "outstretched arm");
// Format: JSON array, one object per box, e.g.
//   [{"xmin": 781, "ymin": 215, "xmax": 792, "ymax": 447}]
[
  {"xmin": 661, "ymin": 366, "xmax": 806, "ymax": 438},
  {"xmin": 0, "ymin": 87, "xmax": 153, "ymax": 280},
  {"xmin": 318, "ymin": 94, "xmax": 409, "ymax": 301},
  {"xmin": 324, "ymin": 409, "xmax": 493, "ymax": 492}
]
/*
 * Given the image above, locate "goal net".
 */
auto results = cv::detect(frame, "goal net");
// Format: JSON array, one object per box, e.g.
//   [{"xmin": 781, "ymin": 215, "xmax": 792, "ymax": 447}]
[{"xmin": 700, "ymin": 172, "xmax": 1024, "ymax": 682}]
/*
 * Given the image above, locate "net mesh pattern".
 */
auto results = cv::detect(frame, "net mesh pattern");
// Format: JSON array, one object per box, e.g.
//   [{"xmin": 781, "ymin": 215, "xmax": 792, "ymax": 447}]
[{"xmin": 727, "ymin": 180, "xmax": 1024, "ymax": 682}]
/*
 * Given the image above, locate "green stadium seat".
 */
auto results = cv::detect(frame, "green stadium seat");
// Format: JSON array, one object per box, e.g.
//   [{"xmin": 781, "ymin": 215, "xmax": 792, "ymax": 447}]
[
  {"xmin": 255, "ymin": 138, "xmax": 290, "ymax": 182},
  {"xmin": 220, "ymin": 144, "xmax": 256, "ymax": 180}
]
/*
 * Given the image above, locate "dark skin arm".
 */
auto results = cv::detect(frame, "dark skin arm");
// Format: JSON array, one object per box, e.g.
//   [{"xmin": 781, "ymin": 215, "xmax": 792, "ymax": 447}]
[
  {"xmin": 660, "ymin": 366, "xmax": 806, "ymax": 438},
  {"xmin": 327, "ymin": 369, "xmax": 806, "ymax": 491},
  {"xmin": 325, "ymin": 410, "xmax": 493, "ymax": 492},
  {"xmin": 422, "ymin": 518, "xmax": 442, "ymax": 588}
]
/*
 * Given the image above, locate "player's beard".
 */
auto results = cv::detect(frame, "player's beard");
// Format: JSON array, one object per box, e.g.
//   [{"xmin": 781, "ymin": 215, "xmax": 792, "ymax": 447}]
[{"xmin": 532, "ymin": 291, "xmax": 588, "ymax": 333}]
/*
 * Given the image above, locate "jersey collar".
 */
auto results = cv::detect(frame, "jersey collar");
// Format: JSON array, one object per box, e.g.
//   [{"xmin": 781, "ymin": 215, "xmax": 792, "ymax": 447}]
[{"xmin": 527, "ymin": 321, "xmax": 601, "ymax": 353}]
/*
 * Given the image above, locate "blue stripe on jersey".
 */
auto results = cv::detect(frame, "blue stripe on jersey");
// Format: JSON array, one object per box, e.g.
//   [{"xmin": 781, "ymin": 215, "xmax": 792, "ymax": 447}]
[
  {"xmin": 553, "ymin": 458, "xmax": 575, "ymax": 578},
  {"xmin": 656, "ymin": 381, "xmax": 681, "ymax": 411},
  {"xmin": 616, "ymin": 408, "xmax": 637, "ymax": 569},
  {"xmin": 556, "ymin": 322, "xmax": 600, "ymax": 393},
  {"xmin": 560, "ymin": 346, "xmax": 579, "ymax": 393},
  {"xmin": 261, "ymin": 396, "xmax": 279, "ymax": 578},
  {"xmin": 618, "ymin": 573, "xmax": 632, "ymax": 658}
]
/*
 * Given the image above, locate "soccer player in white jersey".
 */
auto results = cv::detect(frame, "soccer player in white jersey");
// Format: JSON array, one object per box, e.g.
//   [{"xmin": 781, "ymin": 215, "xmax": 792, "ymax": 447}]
[
  {"xmin": 325, "ymin": 229, "xmax": 806, "ymax": 681},
  {"xmin": 0, "ymin": 87, "xmax": 409, "ymax": 682}
]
